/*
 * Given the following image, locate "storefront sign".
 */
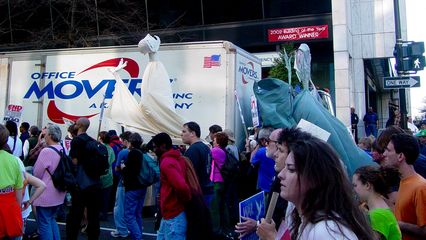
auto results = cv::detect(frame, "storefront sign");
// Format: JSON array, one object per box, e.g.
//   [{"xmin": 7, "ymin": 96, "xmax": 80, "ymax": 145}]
[{"xmin": 268, "ymin": 25, "xmax": 329, "ymax": 42}]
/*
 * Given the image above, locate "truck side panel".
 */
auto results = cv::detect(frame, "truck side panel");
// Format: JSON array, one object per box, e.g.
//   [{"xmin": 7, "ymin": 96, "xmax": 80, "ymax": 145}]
[
  {"xmin": 232, "ymin": 49, "xmax": 262, "ymax": 148},
  {"xmin": 9, "ymin": 60, "xmax": 43, "ymax": 126},
  {"xmin": 0, "ymin": 58, "xmax": 9, "ymax": 119},
  {"xmin": 5, "ymin": 44, "xmax": 230, "ymax": 139}
]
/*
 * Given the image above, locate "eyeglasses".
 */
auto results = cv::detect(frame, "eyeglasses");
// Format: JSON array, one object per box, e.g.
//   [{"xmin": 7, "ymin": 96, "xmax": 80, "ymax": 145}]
[{"xmin": 267, "ymin": 139, "xmax": 278, "ymax": 145}]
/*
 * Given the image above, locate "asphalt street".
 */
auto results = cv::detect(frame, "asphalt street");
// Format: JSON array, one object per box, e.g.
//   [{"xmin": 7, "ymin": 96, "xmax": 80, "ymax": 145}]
[{"xmin": 25, "ymin": 214, "xmax": 157, "ymax": 240}]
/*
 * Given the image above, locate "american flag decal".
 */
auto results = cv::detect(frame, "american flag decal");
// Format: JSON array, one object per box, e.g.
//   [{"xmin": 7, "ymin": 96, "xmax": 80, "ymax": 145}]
[{"xmin": 203, "ymin": 55, "xmax": 221, "ymax": 68}]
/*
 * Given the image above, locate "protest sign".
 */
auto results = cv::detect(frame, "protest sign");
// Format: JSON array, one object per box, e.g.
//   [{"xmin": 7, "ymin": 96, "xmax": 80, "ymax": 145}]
[
  {"xmin": 239, "ymin": 191, "xmax": 265, "ymax": 240},
  {"xmin": 3, "ymin": 104, "xmax": 23, "ymax": 123}
]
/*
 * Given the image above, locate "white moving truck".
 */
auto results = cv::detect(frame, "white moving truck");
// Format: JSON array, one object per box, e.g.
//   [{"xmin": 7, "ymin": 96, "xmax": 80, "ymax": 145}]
[{"xmin": 0, "ymin": 41, "xmax": 261, "ymax": 147}]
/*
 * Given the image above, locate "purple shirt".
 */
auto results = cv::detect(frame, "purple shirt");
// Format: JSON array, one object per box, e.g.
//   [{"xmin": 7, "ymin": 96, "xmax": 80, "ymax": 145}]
[
  {"xmin": 211, "ymin": 147, "xmax": 226, "ymax": 183},
  {"xmin": 33, "ymin": 144, "xmax": 66, "ymax": 207}
]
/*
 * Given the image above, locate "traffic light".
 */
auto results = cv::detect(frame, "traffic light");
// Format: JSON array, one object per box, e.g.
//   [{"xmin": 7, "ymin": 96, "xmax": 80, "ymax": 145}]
[{"xmin": 394, "ymin": 41, "xmax": 425, "ymax": 72}]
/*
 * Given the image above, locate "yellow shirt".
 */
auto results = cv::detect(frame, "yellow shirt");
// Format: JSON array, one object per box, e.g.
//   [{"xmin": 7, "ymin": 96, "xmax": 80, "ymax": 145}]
[{"xmin": 0, "ymin": 150, "xmax": 24, "ymax": 190}]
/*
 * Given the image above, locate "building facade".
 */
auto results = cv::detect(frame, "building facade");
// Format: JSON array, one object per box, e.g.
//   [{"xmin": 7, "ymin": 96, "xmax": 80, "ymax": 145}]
[
  {"xmin": 0, "ymin": 0, "xmax": 408, "ymax": 134},
  {"xmin": 332, "ymin": 0, "xmax": 408, "ymax": 135}
]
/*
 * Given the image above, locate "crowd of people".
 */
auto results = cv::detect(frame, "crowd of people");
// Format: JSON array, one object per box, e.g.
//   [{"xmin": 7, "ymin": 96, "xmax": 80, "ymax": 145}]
[{"xmin": 1, "ymin": 116, "xmax": 426, "ymax": 240}]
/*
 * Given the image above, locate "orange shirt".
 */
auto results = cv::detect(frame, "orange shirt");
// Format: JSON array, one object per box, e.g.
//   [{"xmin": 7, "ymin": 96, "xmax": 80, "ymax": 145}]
[{"xmin": 395, "ymin": 173, "xmax": 426, "ymax": 240}]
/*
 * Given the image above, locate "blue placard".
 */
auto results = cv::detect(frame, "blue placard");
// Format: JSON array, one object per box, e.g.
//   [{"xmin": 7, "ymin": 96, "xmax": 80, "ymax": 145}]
[{"xmin": 239, "ymin": 191, "xmax": 265, "ymax": 240}]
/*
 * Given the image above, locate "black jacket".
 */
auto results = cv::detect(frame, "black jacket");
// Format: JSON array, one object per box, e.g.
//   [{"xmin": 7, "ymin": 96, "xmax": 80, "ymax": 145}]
[{"xmin": 122, "ymin": 148, "xmax": 145, "ymax": 191}]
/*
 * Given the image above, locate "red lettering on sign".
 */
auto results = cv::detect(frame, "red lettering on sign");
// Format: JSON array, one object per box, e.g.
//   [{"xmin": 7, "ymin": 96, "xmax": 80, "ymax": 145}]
[{"xmin": 8, "ymin": 105, "xmax": 23, "ymax": 112}]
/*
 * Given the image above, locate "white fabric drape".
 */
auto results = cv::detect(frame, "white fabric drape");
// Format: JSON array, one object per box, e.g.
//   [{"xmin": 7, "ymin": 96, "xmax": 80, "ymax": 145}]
[{"xmin": 105, "ymin": 35, "xmax": 185, "ymax": 143}]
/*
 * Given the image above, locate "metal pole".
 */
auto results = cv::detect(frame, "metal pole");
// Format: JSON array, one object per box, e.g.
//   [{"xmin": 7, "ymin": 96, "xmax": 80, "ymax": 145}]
[
  {"xmin": 145, "ymin": 0, "xmax": 150, "ymax": 32},
  {"xmin": 94, "ymin": 0, "xmax": 100, "ymax": 46},
  {"xmin": 234, "ymin": 90, "xmax": 249, "ymax": 139},
  {"xmin": 200, "ymin": 0, "xmax": 205, "ymax": 40},
  {"xmin": 200, "ymin": 0, "xmax": 205, "ymax": 25},
  {"xmin": 7, "ymin": 0, "xmax": 13, "ymax": 43},
  {"xmin": 49, "ymin": 0, "xmax": 55, "ymax": 40},
  {"xmin": 393, "ymin": 0, "xmax": 408, "ymax": 129},
  {"xmin": 97, "ymin": 94, "xmax": 106, "ymax": 137}
]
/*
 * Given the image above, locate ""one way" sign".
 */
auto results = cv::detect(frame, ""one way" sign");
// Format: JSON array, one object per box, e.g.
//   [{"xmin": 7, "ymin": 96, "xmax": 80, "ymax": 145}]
[{"xmin": 383, "ymin": 76, "xmax": 420, "ymax": 89}]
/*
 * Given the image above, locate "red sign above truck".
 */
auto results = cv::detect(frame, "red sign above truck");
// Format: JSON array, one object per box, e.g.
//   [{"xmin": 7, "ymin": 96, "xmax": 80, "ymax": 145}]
[{"xmin": 267, "ymin": 25, "xmax": 329, "ymax": 42}]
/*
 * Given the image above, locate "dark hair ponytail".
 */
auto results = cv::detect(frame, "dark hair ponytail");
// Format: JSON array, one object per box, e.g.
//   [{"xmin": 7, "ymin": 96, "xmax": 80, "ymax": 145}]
[
  {"xmin": 290, "ymin": 209, "xmax": 302, "ymax": 240},
  {"xmin": 380, "ymin": 166, "xmax": 400, "ymax": 190},
  {"xmin": 355, "ymin": 166, "xmax": 400, "ymax": 198}
]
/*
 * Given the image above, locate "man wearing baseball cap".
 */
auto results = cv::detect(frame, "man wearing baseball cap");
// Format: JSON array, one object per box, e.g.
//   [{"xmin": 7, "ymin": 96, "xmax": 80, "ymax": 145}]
[
  {"xmin": 416, "ymin": 129, "xmax": 426, "ymax": 142},
  {"xmin": 414, "ymin": 129, "xmax": 426, "ymax": 178},
  {"xmin": 416, "ymin": 129, "xmax": 426, "ymax": 154}
]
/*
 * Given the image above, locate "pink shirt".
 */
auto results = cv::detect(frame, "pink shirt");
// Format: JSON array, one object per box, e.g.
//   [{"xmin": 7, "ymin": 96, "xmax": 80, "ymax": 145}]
[
  {"xmin": 33, "ymin": 144, "xmax": 66, "ymax": 207},
  {"xmin": 210, "ymin": 147, "xmax": 226, "ymax": 183}
]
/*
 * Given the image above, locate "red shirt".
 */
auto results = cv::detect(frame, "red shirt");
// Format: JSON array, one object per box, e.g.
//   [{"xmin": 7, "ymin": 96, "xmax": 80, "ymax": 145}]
[{"xmin": 159, "ymin": 149, "xmax": 191, "ymax": 219}]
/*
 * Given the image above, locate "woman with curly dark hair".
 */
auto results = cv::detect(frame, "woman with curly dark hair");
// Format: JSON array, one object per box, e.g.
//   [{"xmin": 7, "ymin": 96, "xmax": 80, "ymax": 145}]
[
  {"xmin": 210, "ymin": 132, "xmax": 230, "ymax": 238},
  {"xmin": 353, "ymin": 166, "xmax": 401, "ymax": 240}
]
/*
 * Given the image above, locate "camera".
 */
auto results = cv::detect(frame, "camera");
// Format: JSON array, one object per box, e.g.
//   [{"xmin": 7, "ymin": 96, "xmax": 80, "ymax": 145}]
[
  {"xmin": 247, "ymin": 127, "xmax": 255, "ymax": 136},
  {"xmin": 248, "ymin": 135, "xmax": 258, "ymax": 150}
]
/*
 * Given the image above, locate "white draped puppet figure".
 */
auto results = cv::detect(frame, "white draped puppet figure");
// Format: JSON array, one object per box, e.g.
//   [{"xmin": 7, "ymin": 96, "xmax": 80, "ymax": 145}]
[{"xmin": 106, "ymin": 34, "xmax": 185, "ymax": 143}]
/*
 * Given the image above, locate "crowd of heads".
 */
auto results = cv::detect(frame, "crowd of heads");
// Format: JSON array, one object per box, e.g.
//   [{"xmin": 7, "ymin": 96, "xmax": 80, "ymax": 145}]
[
  {"xmin": 2, "ymin": 114, "xmax": 425, "ymax": 240},
  {"xmin": 250, "ymin": 121, "xmax": 426, "ymax": 240}
]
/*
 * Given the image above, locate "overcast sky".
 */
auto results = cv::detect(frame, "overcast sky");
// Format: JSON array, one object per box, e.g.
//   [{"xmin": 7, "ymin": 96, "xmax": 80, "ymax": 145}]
[{"xmin": 407, "ymin": 0, "xmax": 426, "ymax": 118}]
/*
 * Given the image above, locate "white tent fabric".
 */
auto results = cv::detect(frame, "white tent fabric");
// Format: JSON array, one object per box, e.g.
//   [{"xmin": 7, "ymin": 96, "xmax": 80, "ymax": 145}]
[{"xmin": 105, "ymin": 35, "xmax": 185, "ymax": 143}]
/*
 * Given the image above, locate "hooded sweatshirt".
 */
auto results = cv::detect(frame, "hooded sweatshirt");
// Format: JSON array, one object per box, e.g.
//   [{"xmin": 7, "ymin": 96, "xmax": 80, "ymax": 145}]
[{"xmin": 160, "ymin": 148, "xmax": 192, "ymax": 219}]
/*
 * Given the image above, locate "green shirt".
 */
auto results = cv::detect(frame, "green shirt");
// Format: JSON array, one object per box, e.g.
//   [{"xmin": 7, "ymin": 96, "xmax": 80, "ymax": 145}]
[
  {"xmin": 369, "ymin": 208, "xmax": 402, "ymax": 240},
  {"xmin": 0, "ymin": 150, "xmax": 23, "ymax": 189},
  {"xmin": 100, "ymin": 143, "xmax": 115, "ymax": 189}
]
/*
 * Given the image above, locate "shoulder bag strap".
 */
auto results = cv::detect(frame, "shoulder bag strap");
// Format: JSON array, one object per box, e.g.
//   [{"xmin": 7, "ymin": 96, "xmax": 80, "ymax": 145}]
[
  {"xmin": 46, "ymin": 146, "xmax": 62, "ymax": 176},
  {"xmin": 12, "ymin": 136, "xmax": 17, "ymax": 152},
  {"xmin": 47, "ymin": 145, "xmax": 62, "ymax": 156}
]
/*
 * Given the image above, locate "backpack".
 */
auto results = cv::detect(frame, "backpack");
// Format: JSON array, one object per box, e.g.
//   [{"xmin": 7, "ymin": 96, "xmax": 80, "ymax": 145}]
[
  {"xmin": 23, "ymin": 136, "xmax": 38, "ymax": 166},
  {"xmin": 137, "ymin": 150, "xmax": 160, "ymax": 187},
  {"xmin": 83, "ymin": 140, "xmax": 109, "ymax": 179},
  {"xmin": 181, "ymin": 156, "xmax": 213, "ymax": 240},
  {"xmin": 110, "ymin": 139, "xmax": 124, "ymax": 158},
  {"xmin": 46, "ymin": 146, "xmax": 77, "ymax": 191},
  {"xmin": 220, "ymin": 149, "xmax": 240, "ymax": 183},
  {"xmin": 27, "ymin": 141, "xmax": 46, "ymax": 167}
]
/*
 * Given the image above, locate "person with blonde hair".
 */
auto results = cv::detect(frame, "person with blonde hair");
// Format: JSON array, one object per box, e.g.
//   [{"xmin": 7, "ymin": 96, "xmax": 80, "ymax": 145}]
[{"xmin": 358, "ymin": 137, "xmax": 373, "ymax": 156}]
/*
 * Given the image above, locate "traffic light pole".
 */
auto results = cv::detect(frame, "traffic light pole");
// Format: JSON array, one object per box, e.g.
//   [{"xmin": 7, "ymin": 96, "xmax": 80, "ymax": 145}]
[{"xmin": 394, "ymin": 0, "xmax": 408, "ymax": 129}]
